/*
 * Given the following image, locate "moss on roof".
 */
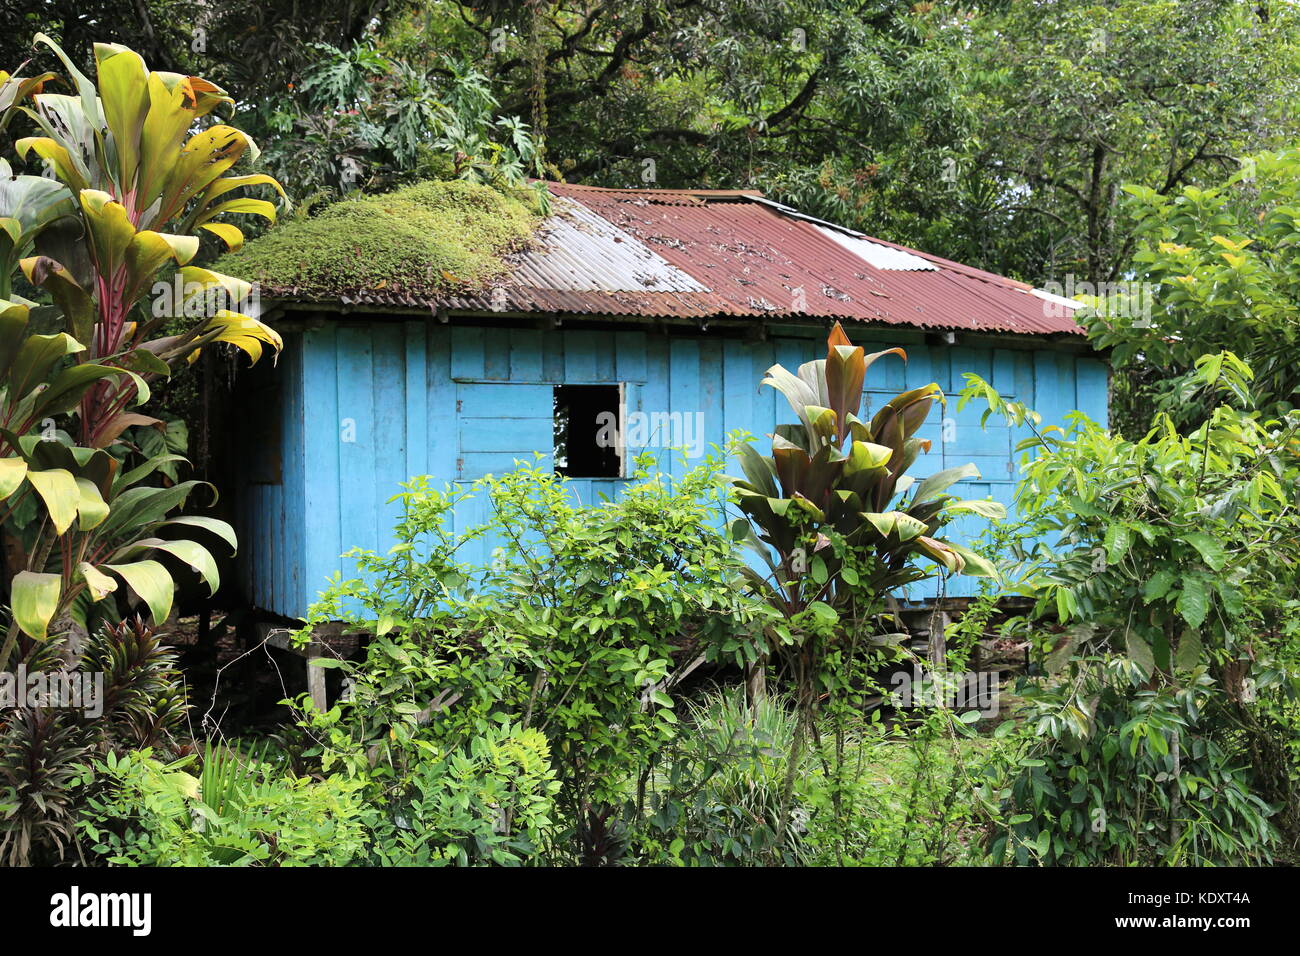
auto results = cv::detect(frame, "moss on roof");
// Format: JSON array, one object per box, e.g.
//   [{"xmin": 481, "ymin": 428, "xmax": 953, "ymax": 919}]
[{"xmin": 215, "ymin": 179, "xmax": 541, "ymax": 300}]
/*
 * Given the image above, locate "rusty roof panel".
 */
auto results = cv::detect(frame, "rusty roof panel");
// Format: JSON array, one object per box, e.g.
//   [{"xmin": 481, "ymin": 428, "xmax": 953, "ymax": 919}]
[
  {"xmin": 326, "ymin": 181, "xmax": 1081, "ymax": 335},
  {"xmin": 507, "ymin": 198, "xmax": 707, "ymax": 293}
]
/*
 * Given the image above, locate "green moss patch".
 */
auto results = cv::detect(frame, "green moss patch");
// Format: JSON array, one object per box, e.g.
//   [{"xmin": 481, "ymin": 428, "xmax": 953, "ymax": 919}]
[{"xmin": 215, "ymin": 180, "xmax": 541, "ymax": 300}]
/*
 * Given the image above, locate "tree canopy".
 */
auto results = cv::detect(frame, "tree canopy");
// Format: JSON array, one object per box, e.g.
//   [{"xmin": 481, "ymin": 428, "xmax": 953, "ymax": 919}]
[{"xmin": 6, "ymin": 0, "xmax": 1295, "ymax": 288}]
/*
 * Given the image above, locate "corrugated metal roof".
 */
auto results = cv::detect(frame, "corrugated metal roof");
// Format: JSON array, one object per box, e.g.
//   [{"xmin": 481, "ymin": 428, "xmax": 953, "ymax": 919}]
[
  {"xmin": 335, "ymin": 181, "xmax": 1082, "ymax": 336},
  {"xmin": 812, "ymin": 225, "xmax": 937, "ymax": 271},
  {"xmin": 510, "ymin": 198, "xmax": 706, "ymax": 292}
]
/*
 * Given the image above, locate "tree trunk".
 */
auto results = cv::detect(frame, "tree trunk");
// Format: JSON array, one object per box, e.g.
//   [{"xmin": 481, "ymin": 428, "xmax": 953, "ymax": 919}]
[
  {"xmin": 927, "ymin": 608, "xmax": 950, "ymax": 670},
  {"xmin": 1170, "ymin": 730, "xmax": 1183, "ymax": 852},
  {"xmin": 745, "ymin": 657, "xmax": 767, "ymax": 706}
]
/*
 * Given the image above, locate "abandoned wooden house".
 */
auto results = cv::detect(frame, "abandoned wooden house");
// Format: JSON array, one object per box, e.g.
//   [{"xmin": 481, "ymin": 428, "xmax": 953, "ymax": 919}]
[{"xmin": 228, "ymin": 182, "xmax": 1107, "ymax": 628}]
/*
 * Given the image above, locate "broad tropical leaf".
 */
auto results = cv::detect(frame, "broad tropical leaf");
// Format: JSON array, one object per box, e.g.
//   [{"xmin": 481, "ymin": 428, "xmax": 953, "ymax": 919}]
[
  {"xmin": 24, "ymin": 467, "xmax": 80, "ymax": 535},
  {"xmin": 11, "ymin": 570, "xmax": 61, "ymax": 639},
  {"xmin": 104, "ymin": 559, "xmax": 173, "ymax": 625}
]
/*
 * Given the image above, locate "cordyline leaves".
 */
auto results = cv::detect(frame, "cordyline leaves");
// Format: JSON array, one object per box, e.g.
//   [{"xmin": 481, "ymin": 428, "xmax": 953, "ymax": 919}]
[
  {"xmin": 0, "ymin": 70, "xmax": 58, "ymax": 128},
  {"xmin": 10, "ymin": 33, "xmax": 284, "ymax": 383},
  {"xmin": 0, "ymin": 37, "xmax": 278, "ymax": 644},
  {"xmin": 18, "ymin": 255, "xmax": 93, "ymax": 347},
  {"xmin": 17, "ymin": 35, "xmax": 269, "ymax": 232},
  {"xmin": 0, "ymin": 443, "xmax": 237, "ymax": 638},
  {"xmin": 0, "ymin": 422, "xmax": 229, "ymax": 625},
  {"xmin": 0, "ymin": 157, "xmax": 76, "ymax": 299},
  {"xmin": 0, "ymin": 297, "xmax": 145, "ymax": 456},
  {"xmin": 102, "ymin": 560, "xmax": 173, "ymax": 628},
  {"xmin": 733, "ymin": 321, "xmax": 1002, "ymax": 616}
]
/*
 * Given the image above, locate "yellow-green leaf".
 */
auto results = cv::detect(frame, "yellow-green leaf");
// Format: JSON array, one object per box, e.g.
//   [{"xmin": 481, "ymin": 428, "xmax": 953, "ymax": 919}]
[
  {"xmin": 948, "ymin": 541, "xmax": 1000, "ymax": 579},
  {"xmin": 14, "ymin": 137, "xmax": 88, "ymax": 194},
  {"xmin": 11, "ymin": 570, "xmax": 62, "ymax": 639},
  {"xmin": 177, "ymin": 266, "xmax": 253, "ymax": 307},
  {"xmin": 75, "ymin": 476, "xmax": 109, "ymax": 530},
  {"xmin": 862, "ymin": 510, "xmax": 926, "ymax": 541},
  {"xmin": 195, "ymin": 196, "xmax": 276, "ymax": 225},
  {"xmin": 97, "ymin": 48, "xmax": 150, "ymax": 190},
  {"xmin": 198, "ymin": 222, "xmax": 244, "ymax": 251},
  {"xmin": 80, "ymin": 190, "xmax": 137, "ymax": 283},
  {"xmin": 200, "ymin": 173, "xmax": 286, "ymax": 205},
  {"xmin": 943, "ymin": 498, "xmax": 1007, "ymax": 520},
  {"xmin": 25, "ymin": 467, "xmax": 80, "ymax": 534},
  {"xmin": 158, "ymin": 515, "xmax": 237, "ymax": 553},
  {"xmin": 145, "ymin": 538, "xmax": 219, "ymax": 594},
  {"xmin": 0, "ymin": 456, "xmax": 27, "ymax": 499},
  {"xmin": 104, "ymin": 559, "xmax": 173, "ymax": 625},
  {"xmin": 77, "ymin": 561, "xmax": 118, "ymax": 601},
  {"xmin": 7, "ymin": 332, "xmax": 83, "ymax": 400}
]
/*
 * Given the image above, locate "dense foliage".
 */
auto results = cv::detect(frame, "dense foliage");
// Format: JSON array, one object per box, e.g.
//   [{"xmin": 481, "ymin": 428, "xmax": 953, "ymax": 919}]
[
  {"xmin": 0, "ymin": 35, "xmax": 281, "ymax": 863},
  {"xmin": 7, "ymin": 1, "xmax": 1294, "ymax": 286},
  {"xmin": 1, "ymin": 617, "xmax": 188, "ymax": 864},
  {"xmin": 1, "ymin": 9, "xmax": 1299, "ymax": 871},
  {"xmin": 291, "ymin": 454, "xmax": 767, "ymax": 864},
  {"xmin": 961, "ymin": 349, "xmax": 1300, "ymax": 864},
  {"xmin": 0, "ymin": 36, "xmax": 282, "ymax": 659},
  {"xmin": 1087, "ymin": 149, "xmax": 1300, "ymax": 432}
]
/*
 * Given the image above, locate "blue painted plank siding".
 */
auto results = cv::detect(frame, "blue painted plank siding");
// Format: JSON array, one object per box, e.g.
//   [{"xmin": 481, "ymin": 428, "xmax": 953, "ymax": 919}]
[{"xmin": 238, "ymin": 321, "xmax": 1108, "ymax": 619}]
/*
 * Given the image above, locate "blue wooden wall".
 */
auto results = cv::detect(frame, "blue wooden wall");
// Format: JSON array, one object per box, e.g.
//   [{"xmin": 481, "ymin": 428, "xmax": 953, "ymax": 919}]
[{"xmin": 237, "ymin": 320, "xmax": 1108, "ymax": 620}]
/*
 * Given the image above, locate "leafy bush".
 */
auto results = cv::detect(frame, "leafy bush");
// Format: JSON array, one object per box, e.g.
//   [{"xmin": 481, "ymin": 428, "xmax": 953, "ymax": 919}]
[
  {"xmin": 807, "ymin": 708, "xmax": 995, "ymax": 867},
  {"xmin": 962, "ymin": 360, "xmax": 1300, "ymax": 865},
  {"xmin": 1088, "ymin": 149, "xmax": 1300, "ymax": 431},
  {"xmin": 0, "ymin": 617, "xmax": 188, "ymax": 865},
  {"xmin": 363, "ymin": 723, "xmax": 559, "ymax": 867},
  {"xmin": 79, "ymin": 743, "xmax": 366, "ymax": 866},
  {"xmin": 249, "ymin": 39, "xmax": 549, "ymax": 205},
  {"xmin": 628, "ymin": 686, "xmax": 996, "ymax": 867},
  {"xmin": 294, "ymin": 453, "xmax": 764, "ymax": 865},
  {"xmin": 984, "ymin": 659, "xmax": 1277, "ymax": 866}
]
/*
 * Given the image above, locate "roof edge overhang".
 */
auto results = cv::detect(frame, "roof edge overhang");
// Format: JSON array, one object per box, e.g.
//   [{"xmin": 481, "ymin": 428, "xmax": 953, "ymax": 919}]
[{"xmin": 261, "ymin": 298, "xmax": 1094, "ymax": 352}]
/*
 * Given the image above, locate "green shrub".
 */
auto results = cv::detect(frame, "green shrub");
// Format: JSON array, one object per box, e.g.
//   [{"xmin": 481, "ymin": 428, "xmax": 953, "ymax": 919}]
[
  {"xmin": 364, "ymin": 723, "xmax": 559, "ymax": 867},
  {"xmin": 628, "ymin": 687, "xmax": 810, "ymax": 866},
  {"xmin": 963, "ymin": 357, "xmax": 1300, "ymax": 865},
  {"xmin": 805, "ymin": 709, "xmax": 996, "ymax": 867},
  {"xmin": 294, "ymin": 452, "xmax": 766, "ymax": 865},
  {"xmin": 984, "ymin": 659, "xmax": 1278, "ymax": 866},
  {"xmin": 628, "ymin": 687, "xmax": 997, "ymax": 867},
  {"xmin": 0, "ymin": 618, "xmax": 188, "ymax": 866},
  {"xmin": 79, "ymin": 745, "xmax": 366, "ymax": 866}
]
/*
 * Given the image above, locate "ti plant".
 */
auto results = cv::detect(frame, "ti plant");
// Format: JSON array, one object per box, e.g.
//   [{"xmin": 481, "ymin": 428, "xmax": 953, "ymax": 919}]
[
  {"xmin": 731, "ymin": 321, "xmax": 1001, "ymax": 629},
  {"xmin": 1, "ymin": 616, "xmax": 189, "ymax": 865},
  {"xmin": 0, "ymin": 37, "xmax": 284, "ymax": 661},
  {"xmin": 13, "ymin": 35, "xmax": 284, "ymax": 447},
  {"xmin": 729, "ymin": 321, "xmax": 1004, "ymax": 850}
]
